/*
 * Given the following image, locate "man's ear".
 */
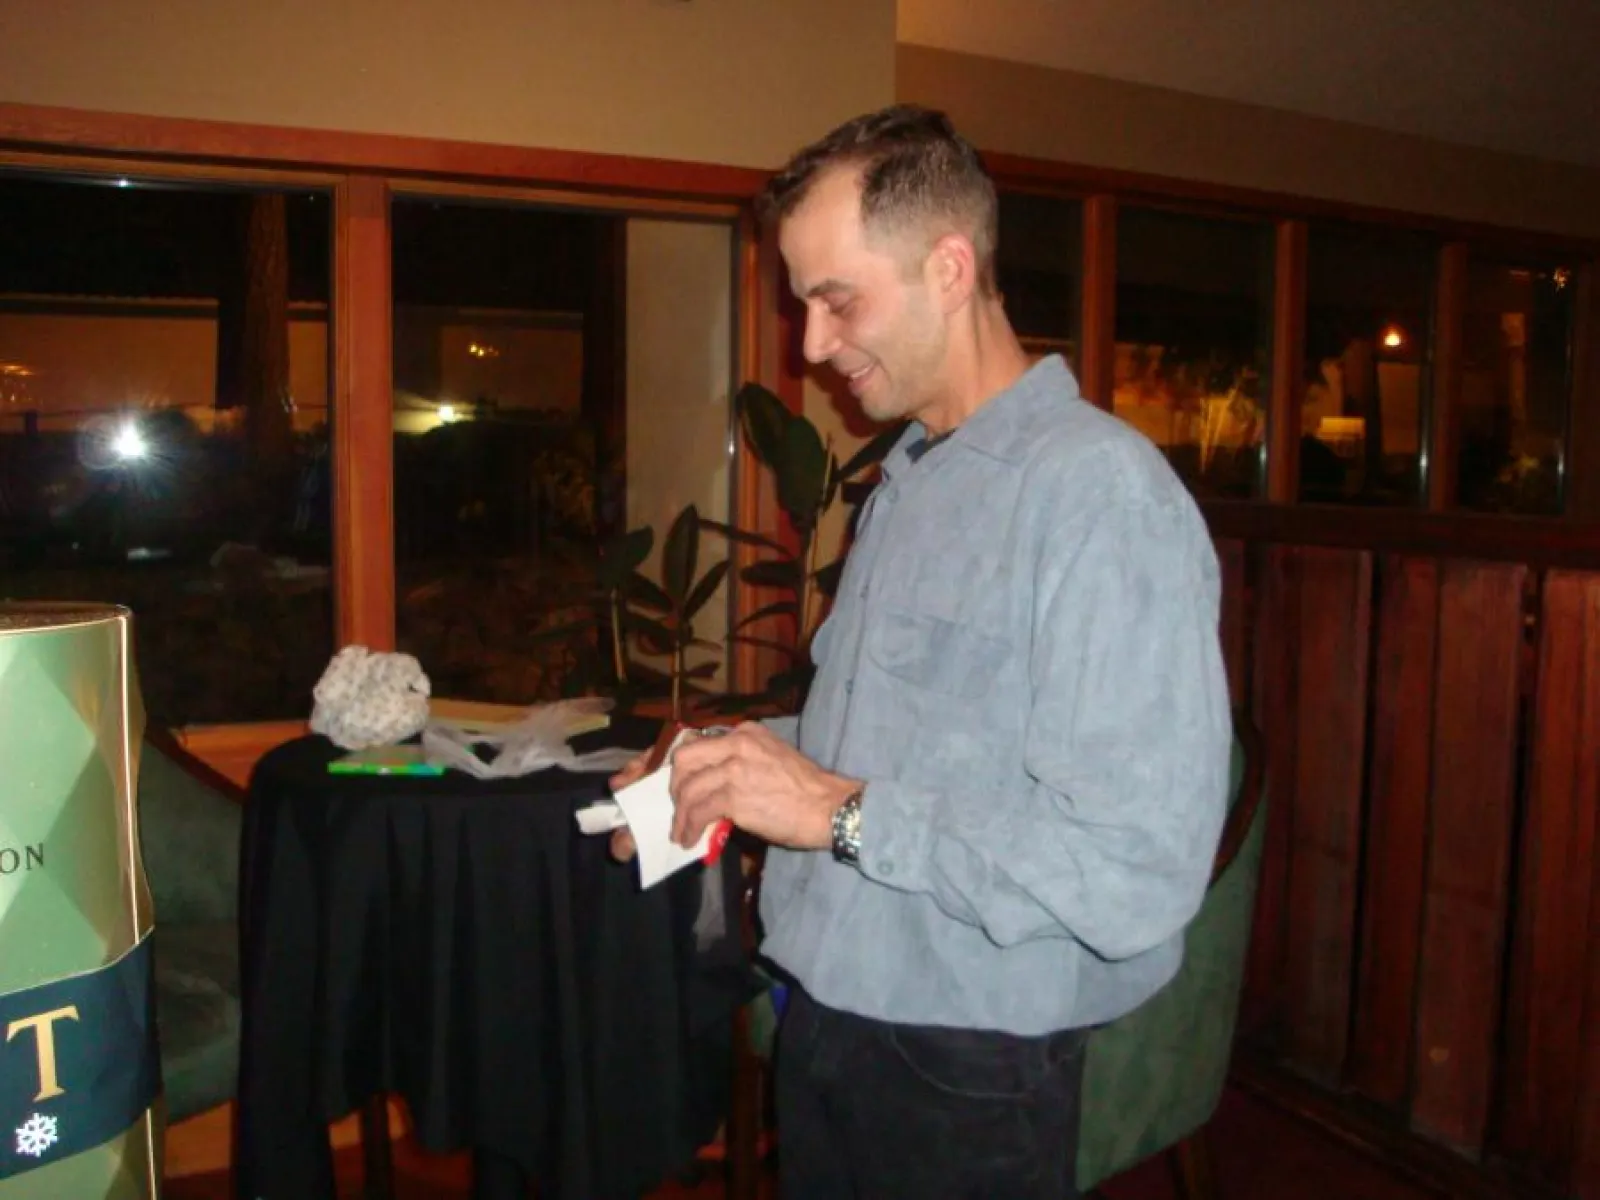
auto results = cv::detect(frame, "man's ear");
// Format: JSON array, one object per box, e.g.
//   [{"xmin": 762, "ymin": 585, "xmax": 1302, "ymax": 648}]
[{"xmin": 928, "ymin": 233, "xmax": 978, "ymax": 313}]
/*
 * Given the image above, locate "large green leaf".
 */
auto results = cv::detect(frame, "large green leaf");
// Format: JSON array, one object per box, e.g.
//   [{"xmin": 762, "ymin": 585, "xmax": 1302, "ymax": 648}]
[
  {"xmin": 778, "ymin": 418, "xmax": 829, "ymax": 530},
  {"xmin": 838, "ymin": 421, "xmax": 907, "ymax": 480},
  {"xmin": 623, "ymin": 611, "xmax": 675, "ymax": 654},
  {"xmin": 732, "ymin": 600, "xmax": 798, "ymax": 632},
  {"xmin": 698, "ymin": 517, "xmax": 792, "ymax": 558},
  {"xmin": 766, "ymin": 664, "xmax": 817, "ymax": 695},
  {"xmin": 627, "ymin": 571, "xmax": 673, "ymax": 613},
  {"xmin": 597, "ymin": 526, "xmax": 654, "ymax": 590},
  {"xmin": 741, "ymin": 559, "xmax": 803, "ymax": 590},
  {"xmin": 823, "ymin": 452, "xmax": 843, "ymax": 509},
  {"xmin": 812, "ymin": 559, "xmax": 846, "ymax": 599},
  {"xmin": 683, "ymin": 559, "xmax": 731, "ymax": 621},
  {"xmin": 736, "ymin": 382, "xmax": 791, "ymax": 469},
  {"xmin": 729, "ymin": 634, "xmax": 802, "ymax": 659},
  {"xmin": 662, "ymin": 504, "xmax": 699, "ymax": 607}
]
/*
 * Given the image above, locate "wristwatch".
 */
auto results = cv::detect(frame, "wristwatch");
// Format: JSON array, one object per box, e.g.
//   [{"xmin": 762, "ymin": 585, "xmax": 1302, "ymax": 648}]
[{"xmin": 830, "ymin": 788, "xmax": 865, "ymax": 865}]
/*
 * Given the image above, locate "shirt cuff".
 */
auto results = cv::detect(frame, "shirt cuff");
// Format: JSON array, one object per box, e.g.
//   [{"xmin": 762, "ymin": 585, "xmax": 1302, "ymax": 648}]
[{"xmin": 854, "ymin": 779, "xmax": 934, "ymax": 890}]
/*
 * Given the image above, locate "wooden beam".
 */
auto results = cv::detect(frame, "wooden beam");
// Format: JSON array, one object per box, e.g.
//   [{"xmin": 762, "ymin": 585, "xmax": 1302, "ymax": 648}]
[
  {"xmin": 332, "ymin": 174, "xmax": 395, "ymax": 651},
  {"xmin": 986, "ymin": 149, "xmax": 1600, "ymax": 258},
  {"xmin": 0, "ymin": 101, "xmax": 770, "ymax": 200},
  {"xmin": 1267, "ymin": 221, "xmax": 1307, "ymax": 503},
  {"xmin": 1427, "ymin": 243, "xmax": 1468, "ymax": 511},
  {"xmin": 1200, "ymin": 500, "xmax": 1600, "ymax": 570},
  {"xmin": 1079, "ymin": 195, "xmax": 1116, "ymax": 410}
]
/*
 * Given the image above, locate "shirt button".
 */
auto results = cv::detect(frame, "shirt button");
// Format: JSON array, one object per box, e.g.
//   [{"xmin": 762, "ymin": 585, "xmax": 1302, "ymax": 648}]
[{"xmin": 844, "ymin": 679, "xmax": 854, "ymax": 694}]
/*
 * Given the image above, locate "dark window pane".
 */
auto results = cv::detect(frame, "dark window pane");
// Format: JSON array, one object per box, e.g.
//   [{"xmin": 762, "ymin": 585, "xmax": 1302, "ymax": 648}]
[
  {"xmin": 1300, "ymin": 224, "xmax": 1436, "ymax": 505},
  {"xmin": 1457, "ymin": 260, "xmax": 1573, "ymax": 514},
  {"xmin": 997, "ymin": 192, "xmax": 1082, "ymax": 370},
  {"xmin": 0, "ymin": 173, "xmax": 333, "ymax": 726},
  {"xmin": 391, "ymin": 199, "xmax": 736, "ymax": 707},
  {"xmin": 1114, "ymin": 207, "xmax": 1273, "ymax": 498}
]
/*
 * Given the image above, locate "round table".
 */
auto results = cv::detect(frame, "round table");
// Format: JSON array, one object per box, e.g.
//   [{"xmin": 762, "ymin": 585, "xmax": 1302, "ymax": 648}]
[{"xmin": 234, "ymin": 720, "xmax": 757, "ymax": 1199}]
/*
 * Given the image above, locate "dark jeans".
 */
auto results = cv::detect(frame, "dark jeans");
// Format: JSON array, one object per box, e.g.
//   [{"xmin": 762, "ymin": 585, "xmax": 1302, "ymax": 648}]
[{"xmin": 775, "ymin": 988, "xmax": 1088, "ymax": 1199}]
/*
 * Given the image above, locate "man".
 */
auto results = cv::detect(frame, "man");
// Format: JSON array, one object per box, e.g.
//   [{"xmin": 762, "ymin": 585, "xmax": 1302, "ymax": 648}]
[{"xmin": 613, "ymin": 104, "xmax": 1230, "ymax": 1199}]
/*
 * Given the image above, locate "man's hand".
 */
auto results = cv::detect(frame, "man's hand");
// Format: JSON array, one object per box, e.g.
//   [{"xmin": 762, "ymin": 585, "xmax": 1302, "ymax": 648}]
[
  {"xmin": 606, "ymin": 750, "xmax": 651, "ymax": 863},
  {"xmin": 668, "ymin": 723, "xmax": 859, "ymax": 851}
]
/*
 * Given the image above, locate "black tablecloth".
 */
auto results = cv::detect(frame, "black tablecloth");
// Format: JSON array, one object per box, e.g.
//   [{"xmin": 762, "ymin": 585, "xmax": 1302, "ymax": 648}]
[{"xmin": 235, "ymin": 719, "xmax": 758, "ymax": 1199}]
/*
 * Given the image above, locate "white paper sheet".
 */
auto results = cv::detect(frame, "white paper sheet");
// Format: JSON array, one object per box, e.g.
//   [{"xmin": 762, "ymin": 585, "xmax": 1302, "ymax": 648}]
[
  {"xmin": 572, "ymin": 727, "xmax": 728, "ymax": 889},
  {"xmin": 610, "ymin": 751, "xmax": 718, "ymax": 888}
]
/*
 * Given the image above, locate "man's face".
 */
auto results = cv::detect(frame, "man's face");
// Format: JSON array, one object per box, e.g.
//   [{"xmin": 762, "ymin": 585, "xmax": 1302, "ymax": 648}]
[{"xmin": 778, "ymin": 168, "xmax": 947, "ymax": 426}]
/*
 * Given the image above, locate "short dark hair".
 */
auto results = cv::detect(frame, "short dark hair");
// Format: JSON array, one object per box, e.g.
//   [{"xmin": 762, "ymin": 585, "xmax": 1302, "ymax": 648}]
[{"xmin": 759, "ymin": 105, "xmax": 999, "ymax": 293}]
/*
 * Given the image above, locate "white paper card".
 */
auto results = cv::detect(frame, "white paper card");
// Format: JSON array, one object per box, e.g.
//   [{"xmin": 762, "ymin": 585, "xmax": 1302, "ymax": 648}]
[
  {"xmin": 610, "ymin": 753, "xmax": 716, "ymax": 888},
  {"xmin": 574, "ymin": 800, "xmax": 626, "ymax": 835}
]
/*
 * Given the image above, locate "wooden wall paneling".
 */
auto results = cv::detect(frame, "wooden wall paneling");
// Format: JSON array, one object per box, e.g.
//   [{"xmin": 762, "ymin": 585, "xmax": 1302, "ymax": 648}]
[
  {"xmin": 1282, "ymin": 546, "xmax": 1374, "ymax": 1084},
  {"xmin": 1578, "ymin": 574, "xmax": 1600, "ymax": 1197},
  {"xmin": 1348, "ymin": 555, "xmax": 1440, "ymax": 1109},
  {"xmin": 1240, "ymin": 542, "xmax": 1304, "ymax": 1038},
  {"xmin": 1079, "ymin": 195, "xmax": 1117, "ymax": 410},
  {"xmin": 1216, "ymin": 537, "xmax": 1251, "ymax": 707},
  {"xmin": 1410, "ymin": 561, "xmax": 1527, "ymax": 1153},
  {"xmin": 332, "ymin": 173, "xmax": 395, "ymax": 650},
  {"xmin": 1426, "ymin": 244, "xmax": 1468, "ymax": 511},
  {"xmin": 1500, "ymin": 570, "xmax": 1600, "ymax": 1188},
  {"xmin": 1240, "ymin": 542, "xmax": 1302, "ymax": 1039},
  {"xmin": 1266, "ymin": 220, "xmax": 1307, "ymax": 504}
]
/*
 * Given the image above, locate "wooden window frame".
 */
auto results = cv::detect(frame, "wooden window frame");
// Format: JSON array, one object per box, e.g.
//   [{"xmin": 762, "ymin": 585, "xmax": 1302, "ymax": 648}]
[
  {"xmin": 0, "ymin": 103, "xmax": 780, "ymax": 755},
  {"xmin": 988, "ymin": 151, "xmax": 1600, "ymax": 529},
  {"xmin": 3, "ymin": 101, "xmax": 1597, "ymax": 756}
]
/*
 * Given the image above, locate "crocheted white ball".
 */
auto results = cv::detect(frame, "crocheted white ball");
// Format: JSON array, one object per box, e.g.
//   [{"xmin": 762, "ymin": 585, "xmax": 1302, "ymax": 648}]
[{"xmin": 310, "ymin": 645, "xmax": 432, "ymax": 750}]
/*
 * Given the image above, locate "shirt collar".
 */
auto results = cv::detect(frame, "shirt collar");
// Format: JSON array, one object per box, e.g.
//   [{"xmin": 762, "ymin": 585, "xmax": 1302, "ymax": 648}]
[{"xmin": 880, "ymin": 355, "xmax": 1080, "ymax": 480}]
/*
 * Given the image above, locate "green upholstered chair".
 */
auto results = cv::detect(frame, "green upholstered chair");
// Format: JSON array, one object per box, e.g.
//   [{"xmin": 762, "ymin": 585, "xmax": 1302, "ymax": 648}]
[
  {"xmin": 1076, "ymin": 712, "xmax": 1267, "ymax": 1198},
  {"xmin": 136, "ymin": 731, "xmax": 244, "ymax": 1123}
]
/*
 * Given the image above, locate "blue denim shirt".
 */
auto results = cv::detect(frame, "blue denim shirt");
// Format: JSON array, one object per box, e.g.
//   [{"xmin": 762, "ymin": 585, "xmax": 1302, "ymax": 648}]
[{"xmin": 758, "ymin": 356, "xmax": 1231, "ymax": 1036}]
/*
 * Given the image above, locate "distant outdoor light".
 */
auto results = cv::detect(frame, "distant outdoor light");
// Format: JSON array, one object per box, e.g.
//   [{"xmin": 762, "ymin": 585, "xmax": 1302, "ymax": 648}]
[
  {"xmin": 467, "ymin": 342, "xmax": 499, "ymax": 359},
  {"xmin": 111, "ymin": 421, "xmax": 148, "ymax": 462},
  {"xmin": 1381, "ymin": 325, "xmax": 1405, "ymax": 350},
  {"xmin": 437, "ymin": 404, "xmax": 459, "ymax": 423},
  {"xmin": 115, "ymin": 178, "xmax": 131, "ymax": 188}
]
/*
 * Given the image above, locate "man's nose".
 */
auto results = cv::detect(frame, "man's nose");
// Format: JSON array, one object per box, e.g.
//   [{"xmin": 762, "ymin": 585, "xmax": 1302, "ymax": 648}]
[{"xmin": 803, "ymin": 312, "xmax": 839, "ymax": 365}]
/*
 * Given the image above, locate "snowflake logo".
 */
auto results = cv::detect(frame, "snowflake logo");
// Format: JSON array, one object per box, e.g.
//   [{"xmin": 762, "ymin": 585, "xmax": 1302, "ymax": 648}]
[{"xmin": 14, "ymin": 1112, "xmax": 58, "ymax": 1158}]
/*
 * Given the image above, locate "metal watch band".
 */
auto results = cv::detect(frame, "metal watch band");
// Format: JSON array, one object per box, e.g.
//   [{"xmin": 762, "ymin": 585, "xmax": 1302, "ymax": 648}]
[{"xmin": 830, "ymin": 788, "xmax": 865, "ymax": 865}]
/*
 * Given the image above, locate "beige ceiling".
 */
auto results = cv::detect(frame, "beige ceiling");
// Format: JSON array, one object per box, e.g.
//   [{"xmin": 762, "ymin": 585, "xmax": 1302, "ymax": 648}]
[{"xmin": 898, "ymin": 0, "xmax": 1600, "ymax": 168}]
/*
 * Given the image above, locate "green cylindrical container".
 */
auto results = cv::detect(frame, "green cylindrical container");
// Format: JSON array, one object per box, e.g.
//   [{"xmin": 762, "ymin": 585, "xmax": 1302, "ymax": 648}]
[{"xmin": 0, "ymin": 603, "xmax": 163, "ymax": 1198}]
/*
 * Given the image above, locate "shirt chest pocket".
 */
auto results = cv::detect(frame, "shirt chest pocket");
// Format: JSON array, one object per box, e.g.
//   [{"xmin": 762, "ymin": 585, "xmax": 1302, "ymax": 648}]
[{"xmin": 867, "ymin": 608, "xmax": 1011, "ymax": 699}]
